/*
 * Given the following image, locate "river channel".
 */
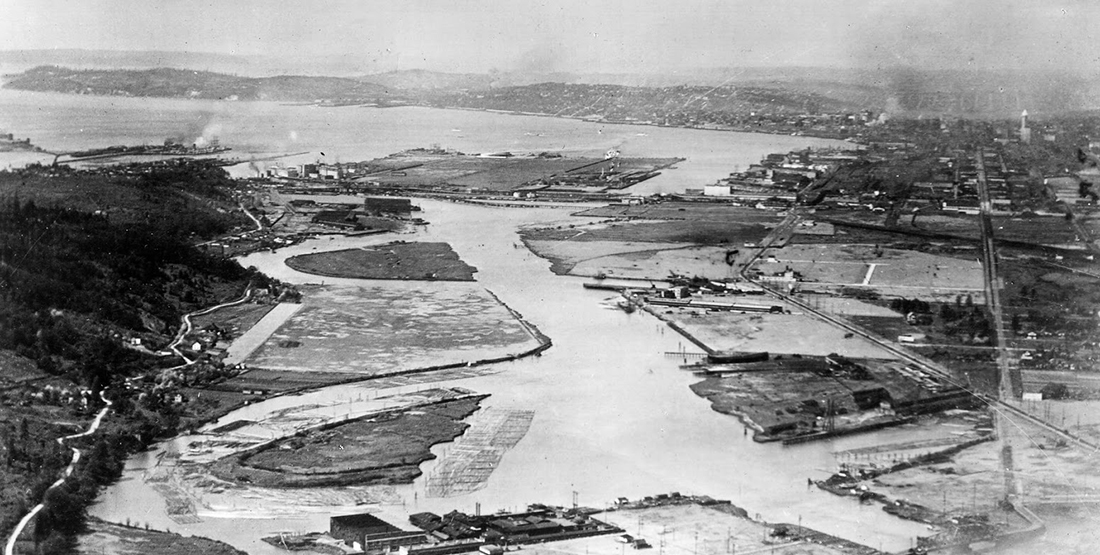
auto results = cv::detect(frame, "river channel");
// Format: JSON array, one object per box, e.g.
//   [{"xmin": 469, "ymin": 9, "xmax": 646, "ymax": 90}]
[
  {"xmin": 0, "ymin": 89, "xmax": 930, "ymax": 553},
  {"xmin": 90, "ymin": 199, "xmax": 933, "ymax": 554}
]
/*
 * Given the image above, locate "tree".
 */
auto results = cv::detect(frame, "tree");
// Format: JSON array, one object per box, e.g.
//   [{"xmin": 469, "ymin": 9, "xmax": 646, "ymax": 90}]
[{"xmin": 1040, "ymin": 382, "xmax": 1070, "ymax": 400}]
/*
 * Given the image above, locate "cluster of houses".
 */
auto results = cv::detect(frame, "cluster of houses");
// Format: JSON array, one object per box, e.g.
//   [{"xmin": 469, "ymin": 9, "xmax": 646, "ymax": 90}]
[{"xmin": 702, "ymin": 148, "xmax": 859, "ymax": 204}]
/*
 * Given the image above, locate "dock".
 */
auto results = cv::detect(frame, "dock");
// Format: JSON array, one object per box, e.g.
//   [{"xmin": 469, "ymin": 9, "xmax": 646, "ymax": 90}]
[{"xmin": 645, "ymin": 297, "xmax": 784, "ymax": 312}]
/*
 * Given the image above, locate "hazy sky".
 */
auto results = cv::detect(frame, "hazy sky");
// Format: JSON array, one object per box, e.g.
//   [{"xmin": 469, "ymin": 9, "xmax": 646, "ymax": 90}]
[{"xmin": 2, "ymin": 0, "xmax": 1098, "ymax": 74}]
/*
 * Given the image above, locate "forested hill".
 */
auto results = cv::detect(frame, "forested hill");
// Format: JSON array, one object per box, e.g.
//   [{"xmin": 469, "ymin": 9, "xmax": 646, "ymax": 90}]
[
  {"xmin": 0, "ymin": 161, "xmax": 259, "ymax": 383},
  {"xmin": 0, "ymin": 161, "xmax": 270, "ymax": 550},
  {"xmin": 3, "ymin": 65, "xmax": 393, "ymax": 102}
]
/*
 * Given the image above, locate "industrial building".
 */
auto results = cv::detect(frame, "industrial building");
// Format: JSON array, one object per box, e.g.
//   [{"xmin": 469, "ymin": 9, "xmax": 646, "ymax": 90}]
[{"xmin": 331, "ymin": 513, "xmax": 428, "ymax": 553}]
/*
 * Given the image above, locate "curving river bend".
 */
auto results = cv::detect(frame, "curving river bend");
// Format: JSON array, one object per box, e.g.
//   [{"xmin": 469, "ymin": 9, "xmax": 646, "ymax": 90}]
[
  {"xmin": 91, "ymin": 199, "xmax": 934, "ymax": 554},
  {"xmin": 0, "ymin": 89, "xmax": 933, "ymax": 553}
]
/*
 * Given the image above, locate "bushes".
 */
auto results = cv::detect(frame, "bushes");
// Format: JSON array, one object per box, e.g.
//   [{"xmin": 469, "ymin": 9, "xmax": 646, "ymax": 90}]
[{"xmin": 890, "ymin": 297, "xmax": 931, "ymax": 314}]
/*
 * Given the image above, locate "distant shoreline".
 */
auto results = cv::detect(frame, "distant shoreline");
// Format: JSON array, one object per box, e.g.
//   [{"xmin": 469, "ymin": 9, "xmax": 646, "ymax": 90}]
[
  {"xmin": 419, "ymin": 103, "xmax": 855, "ymax": 142},
  {"xmin": 0, "ymin": 80, "xmax": 856, "ymax": 143}
]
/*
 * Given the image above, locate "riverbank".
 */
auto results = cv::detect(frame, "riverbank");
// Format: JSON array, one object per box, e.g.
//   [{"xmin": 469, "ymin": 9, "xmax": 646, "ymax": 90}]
[
  {"xmin": 427, "ymin": 104, "xmax": 855, "ymax": 142},
  {"xmin": 76, "ymin": 518, "xmax": 248, "ymax": 555}
]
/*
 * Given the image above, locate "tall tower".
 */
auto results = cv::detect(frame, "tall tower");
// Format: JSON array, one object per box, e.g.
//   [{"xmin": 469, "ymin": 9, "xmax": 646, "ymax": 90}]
[{"xmin": 1020, "ymin": 110, "xmax": 1032, "ymax": 144}]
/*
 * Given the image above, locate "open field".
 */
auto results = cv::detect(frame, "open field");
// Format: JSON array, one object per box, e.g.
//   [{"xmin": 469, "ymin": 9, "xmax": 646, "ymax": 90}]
[
  {"xmin": 828, "ymin": 407, "xmax": 1100, "ymax": 551},
  {"xmin": 285, "ymin": 242, "xmax": 478, "ymax": 281},
  {"xmin": 521, "ymin": 503, "xmax": 872, "ymax": 555},
  {"xmin": 222, "ymin": 303, "xmax": 304, "ymax": 366},
  {"xmin": 524, "ymin": 219, "xmax": 772, "ymax": 245},
  {"xmin": 184, "ymin": 388, "xmax": 483, "ymax": 465},
  {"xmin": 0, "ymin": 350, "xmax": 44, "ymax": 384},
  {"xmin": 752, "ymin": 244, "xmax": 985, "ymax": 301},
  {"xmin": 525, "ymin": 239, "xmax": 739, "ymax": 279},
  {"xmin": 76, "ymin": 518, "xmax": 247, "ymax": 555},
  {"xmin": 998, "ymin": 504, "xmax": 1100, "ymax": 555},
  {"xmin": 243, "ymin": 284, "xmax": 541, "ymax": 375},
  {"xmin": 658, "ymin": 306, "xmax": 897, "ymax": 358},
  {"xmin": 366, "ymin": 153, "xmax": 680, "ymax": 192},
  {"xmin": 447, "ymin": 157, "xmax": 599, "ymax": 189},
  {"xmin": 992, "ymin": 215, "xmax": 1083, "ymax": 248},
  {"xmin": 825, "ymin": 210, "xmax": 985, "ymax": 242},
  {"xmin": 519, "ymin": 202, "xmax": 800, "ymax": 279},
  {"xmin": 191, "ymin": 302, "xmax": 276, "ymax": 340},
  {"xmin": 573, "ymin": 202, "xmax": 786, "ymax": 225},
  {"xmin": 212, "ymin": 393, "xmax": 487, "ymax": 488},
  {"xmin": 570, "ymin": 245, "xmax": 739, "ymax": 280},
  {"xmin": 1016, "ymin": 399, "xmax": 1100, "ymax": 446},
  {"xmin": 801, "ymin": 295, "xmax": 902, "ymax": 318}
]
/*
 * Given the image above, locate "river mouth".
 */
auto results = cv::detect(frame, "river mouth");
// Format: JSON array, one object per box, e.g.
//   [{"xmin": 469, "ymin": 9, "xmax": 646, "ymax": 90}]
[{"xmin": 90, "ymin": 198, "xmax": 933, "ymax": 554}]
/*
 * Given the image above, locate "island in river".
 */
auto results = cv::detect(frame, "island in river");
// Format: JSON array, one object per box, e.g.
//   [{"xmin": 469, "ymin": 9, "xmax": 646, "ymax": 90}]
[
  {"xmin": 210, "ymin": 391, "xmax": 488, "ymax": 488},
  {"xmin": 285, "ymin": 242, "xmax": 478, "ymax": 281}
]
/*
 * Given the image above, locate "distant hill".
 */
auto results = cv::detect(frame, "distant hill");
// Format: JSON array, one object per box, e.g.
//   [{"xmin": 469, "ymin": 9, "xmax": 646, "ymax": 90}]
[
  {"xmin": 3, "ymin": 62, "xmax": 1096, "ymax": 117},
  {"xmin": 358, "ymin": 66, "xmax": 1100, "ymax": 117},
  {"xmin": 0, "ymin": 49, "xmax": 253, "ymax": 74},
  {"xmin": 356, "ymin": 69, "xmax": 495, "ymax": 91},
  {"xmin": 3, "ymin": 66, "xmax": 393, "ymax": 102},
  {"xmin": 0, "ymin": 49, "xmax": 390, "ymax": 77}
]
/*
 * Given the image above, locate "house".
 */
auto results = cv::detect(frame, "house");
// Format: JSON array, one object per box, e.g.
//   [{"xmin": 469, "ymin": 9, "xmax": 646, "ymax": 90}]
[
  {"xmin": 852, "ymin": 387, "xmax": 892, "ymax": 411},
  {"xmin": 660, "ymin": 286, "xmax": 690, "ymax": 299},
  {"xmin": 905, "ymin": 312, "xmax": 933, "ymax": 326},
  {"xmin": 703, "ymin": 184, "xmax": 732, "ymax": 197}
]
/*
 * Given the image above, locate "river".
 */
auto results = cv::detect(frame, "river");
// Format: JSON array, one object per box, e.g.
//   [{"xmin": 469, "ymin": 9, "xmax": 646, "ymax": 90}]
[
  {"xmin": 91, "ymin": 200, "xmax": 931, "ymax": 554},
  {"xmin": 0, "ymin": 89, "xmax": 929, "ymax": 553}
]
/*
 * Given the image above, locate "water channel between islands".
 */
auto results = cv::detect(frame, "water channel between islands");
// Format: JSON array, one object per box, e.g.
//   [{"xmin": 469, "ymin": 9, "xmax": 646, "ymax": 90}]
[{"xmin": 91, "ymin": 199, "xmax": 932, "ymax": 555}]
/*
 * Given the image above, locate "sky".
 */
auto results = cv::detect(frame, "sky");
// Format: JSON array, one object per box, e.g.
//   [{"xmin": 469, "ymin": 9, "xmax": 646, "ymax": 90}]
[{"xmin": 2, "ymin": 0, "xmax": 1099, "ymax": 75}]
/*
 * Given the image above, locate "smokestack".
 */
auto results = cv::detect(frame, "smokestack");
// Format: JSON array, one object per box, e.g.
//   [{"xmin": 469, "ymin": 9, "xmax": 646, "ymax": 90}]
[{"xmin": 1019, "ymin": 109, "xmax": 1031, "ymax": 144}]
